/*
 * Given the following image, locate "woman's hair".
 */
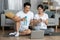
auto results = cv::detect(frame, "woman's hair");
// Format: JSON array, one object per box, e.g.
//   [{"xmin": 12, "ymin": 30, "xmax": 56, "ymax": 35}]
[
  {"xmin": 24, "ymin": 2, "xmax": 31, "ymax": 7},
  {"xmin": 37, "ymin": 4, "xmax": 45, "ymax": 11}
]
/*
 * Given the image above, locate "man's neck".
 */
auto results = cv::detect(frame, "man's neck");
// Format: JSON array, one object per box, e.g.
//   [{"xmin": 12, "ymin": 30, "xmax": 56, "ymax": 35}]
[{"xmin": 23, "ymin": 10, "xmax": 29, "ymax": 14}]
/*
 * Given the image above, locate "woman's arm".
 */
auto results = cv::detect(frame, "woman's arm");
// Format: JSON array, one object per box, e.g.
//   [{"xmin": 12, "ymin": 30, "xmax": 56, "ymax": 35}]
[
  {"xmin": 43, "ymin": 19, "xmax": 48, "ymax": 25},
  {"xmin": 30, "ymin": 19, "xmax": 42, "ymax": 26}
]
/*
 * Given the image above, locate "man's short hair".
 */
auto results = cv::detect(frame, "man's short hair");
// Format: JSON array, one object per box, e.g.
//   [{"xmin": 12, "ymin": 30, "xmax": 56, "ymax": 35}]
[{"xmin": 24, "ymin": 2, "xmax": 31, "ymax": 7}]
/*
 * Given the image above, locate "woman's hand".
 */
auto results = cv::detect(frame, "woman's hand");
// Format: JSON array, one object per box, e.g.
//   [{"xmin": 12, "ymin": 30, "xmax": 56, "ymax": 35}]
[{"xmin": 38, "ymin": 19, "xmax": 42, "ymax": 23}]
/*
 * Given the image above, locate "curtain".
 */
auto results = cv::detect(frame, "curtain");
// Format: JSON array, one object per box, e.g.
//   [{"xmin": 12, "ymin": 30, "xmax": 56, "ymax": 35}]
[{"xmin": 8, "ymin": 0, "xmax": 22, "ymax": 10}]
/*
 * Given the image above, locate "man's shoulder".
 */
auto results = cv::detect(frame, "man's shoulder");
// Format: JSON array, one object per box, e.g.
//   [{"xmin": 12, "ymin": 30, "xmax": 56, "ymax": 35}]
[
  {"xmin": 17, "ymin": 11, "xmax": 23, "ymax": 13},
  {"xmin": 29, "ymin": 11, "xmax": 34, "ymax": 14},
  {"xmin": 28, "ymin": 11, "xmax": 34, "ymax": 16},
  {"xmin": 16, "ymin": 11, "xmax": 24, "ymax": 16}
]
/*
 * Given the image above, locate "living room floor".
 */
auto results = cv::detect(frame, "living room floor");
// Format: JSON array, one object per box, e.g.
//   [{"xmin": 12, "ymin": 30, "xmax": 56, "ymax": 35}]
[{"xmin": 0, "ymin": 28, "xmax": 60, "ymax": 40}]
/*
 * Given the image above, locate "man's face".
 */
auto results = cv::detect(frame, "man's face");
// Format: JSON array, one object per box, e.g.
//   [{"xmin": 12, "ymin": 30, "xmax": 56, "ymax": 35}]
[{"xmin": 24, "ymin": 5, "xmax": 31, "ymax": 13}]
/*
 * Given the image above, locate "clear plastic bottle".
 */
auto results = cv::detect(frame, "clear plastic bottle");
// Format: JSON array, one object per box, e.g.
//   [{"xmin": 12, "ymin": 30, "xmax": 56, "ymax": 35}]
[{"xmin": 24, "ymin": 16, "xmax": 27, "ymax": 26}]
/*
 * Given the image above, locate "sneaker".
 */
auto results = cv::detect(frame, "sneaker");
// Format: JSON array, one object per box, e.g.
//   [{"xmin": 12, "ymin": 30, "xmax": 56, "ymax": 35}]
[
  {"xmin": 9, "ymin": 32, "xmax": 16, "ymax": 35},
  {"xmin": 15, "ymin": 32, "xmax": 19, "ymax": 37}
]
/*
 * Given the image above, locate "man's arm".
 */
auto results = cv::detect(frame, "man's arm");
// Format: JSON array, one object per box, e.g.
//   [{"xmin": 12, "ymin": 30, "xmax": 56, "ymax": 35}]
[
  {"xmin": 12, "ymin": 16, "xmax": 21, "ymax": 22},
  {"xmin": 12, "ymin": 16, "xmax": 26, "ymax": 22}
]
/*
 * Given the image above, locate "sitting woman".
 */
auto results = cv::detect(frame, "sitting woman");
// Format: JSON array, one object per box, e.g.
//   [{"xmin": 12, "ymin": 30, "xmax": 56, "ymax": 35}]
[{"xmin": 32, "ymin": 4, "xmax": 54, "ymax": 34}]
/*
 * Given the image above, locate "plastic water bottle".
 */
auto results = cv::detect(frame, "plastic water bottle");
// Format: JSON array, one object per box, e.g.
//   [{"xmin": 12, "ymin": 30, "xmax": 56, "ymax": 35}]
[{"xmin": 24, "ymin": 16, "xmax": 27, "ymax": 26}]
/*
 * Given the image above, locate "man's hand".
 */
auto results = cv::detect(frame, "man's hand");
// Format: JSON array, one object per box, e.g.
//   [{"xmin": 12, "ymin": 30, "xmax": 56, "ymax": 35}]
[
  {"xmin": 21, "ymin": 18, "xmax": 26, "ymax": 21},
  {"xmin": 30, "ymin": 19, "xmax": 39, "ymax": 26}
]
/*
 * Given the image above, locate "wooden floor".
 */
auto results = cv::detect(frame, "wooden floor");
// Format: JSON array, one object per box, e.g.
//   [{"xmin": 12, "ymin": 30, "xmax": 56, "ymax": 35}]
[
  {"xmin": 0, "ymin": 36, "xmax": 60, "ymax": 40},
  {"xmin": 0, "ymin": 28, "xmax": 60, "ymax": 40}
]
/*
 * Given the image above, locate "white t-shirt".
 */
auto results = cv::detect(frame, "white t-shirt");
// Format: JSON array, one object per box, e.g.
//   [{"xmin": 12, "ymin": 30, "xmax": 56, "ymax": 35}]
[
  {"xmin": 16, "ymin": 11, "xmax": 34, "ymax": 30},
  {"xmin": 34, "ymin": 13, "xmax": 48, "ymax": 29}
]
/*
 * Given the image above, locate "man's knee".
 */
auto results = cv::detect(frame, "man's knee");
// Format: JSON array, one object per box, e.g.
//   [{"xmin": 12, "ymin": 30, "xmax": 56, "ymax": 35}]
[{"xmin": 13, "ymin": 16, "xmax": 20, "ymax": 22}]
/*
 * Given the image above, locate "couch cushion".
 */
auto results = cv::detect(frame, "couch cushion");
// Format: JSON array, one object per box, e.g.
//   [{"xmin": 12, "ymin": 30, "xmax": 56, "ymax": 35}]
[
  {"xmin": 4, "ymin": 10, "xmax": 19, "ymax": 14},
  {"xmin": 5, "ymin": 19, "xmax": 15, "ymax": 25},
  {"xmin": 45, "ymin": 10, "xmax": 55, "ymax": 18}
]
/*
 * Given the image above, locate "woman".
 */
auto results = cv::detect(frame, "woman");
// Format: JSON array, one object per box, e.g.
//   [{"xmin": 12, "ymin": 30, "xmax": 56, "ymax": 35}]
[
  {"xmin": 32, "ymin": 4, "xmax": 54, "ymax": 34},
  {"xmin": 33, "ymin": 4, "xmax": 48, "ymax": 30}
]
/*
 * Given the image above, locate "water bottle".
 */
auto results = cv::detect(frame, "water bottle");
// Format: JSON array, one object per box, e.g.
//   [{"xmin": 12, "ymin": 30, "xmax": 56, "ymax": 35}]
[{"xmin": 24, "ymin": 16, "xmax": 27, "ymax": 26}]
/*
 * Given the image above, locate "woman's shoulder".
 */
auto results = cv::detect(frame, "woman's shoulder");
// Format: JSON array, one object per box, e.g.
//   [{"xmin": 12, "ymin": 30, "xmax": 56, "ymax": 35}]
[{"xmin": 44, "ymin": 13, "xmax": 48, "ymax": 16}]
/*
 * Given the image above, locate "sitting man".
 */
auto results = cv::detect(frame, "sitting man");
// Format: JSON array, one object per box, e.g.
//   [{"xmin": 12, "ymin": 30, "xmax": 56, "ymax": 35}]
[{"xmin": 9, "ymin": 2, "xmax": 34, "ymax": 37}]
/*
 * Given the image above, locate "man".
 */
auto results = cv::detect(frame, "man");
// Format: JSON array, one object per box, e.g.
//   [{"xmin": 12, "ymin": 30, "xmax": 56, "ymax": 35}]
[{"xmin": 9, "ymin": 2, "xmax": 34, "ymax": 37}]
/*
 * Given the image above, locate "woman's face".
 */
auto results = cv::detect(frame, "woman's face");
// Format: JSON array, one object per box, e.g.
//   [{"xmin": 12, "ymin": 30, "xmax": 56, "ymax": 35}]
[{"xmin": 37, "ymin": 7, "xmax": 44, "ymax": 14}]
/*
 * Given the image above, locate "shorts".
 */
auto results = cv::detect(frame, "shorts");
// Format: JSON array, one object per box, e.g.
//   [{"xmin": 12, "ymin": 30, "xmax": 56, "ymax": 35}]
[
  {"xmin": 33, "ymin": 26, "xmax": 54, "ymax": 34},
  {"xmin": 33, "ymin": 26, "xmax": 47, "ymax": 30},
  {"xmin": 19, "ymin": 26, "xmax": 28, "ymax": 32}
]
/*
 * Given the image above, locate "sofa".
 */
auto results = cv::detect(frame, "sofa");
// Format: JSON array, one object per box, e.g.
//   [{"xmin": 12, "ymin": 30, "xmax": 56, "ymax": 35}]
[
  {"xmin": 1, "ymin": 10, "xmax": 59, "ymax": 34},
  {"xmin": 45, "ymin": 10, "xmax": 59, "ymax": 32},
  {"xmin": 1, "ymin": 10, "xmax": 19, "ymax": 32}
]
